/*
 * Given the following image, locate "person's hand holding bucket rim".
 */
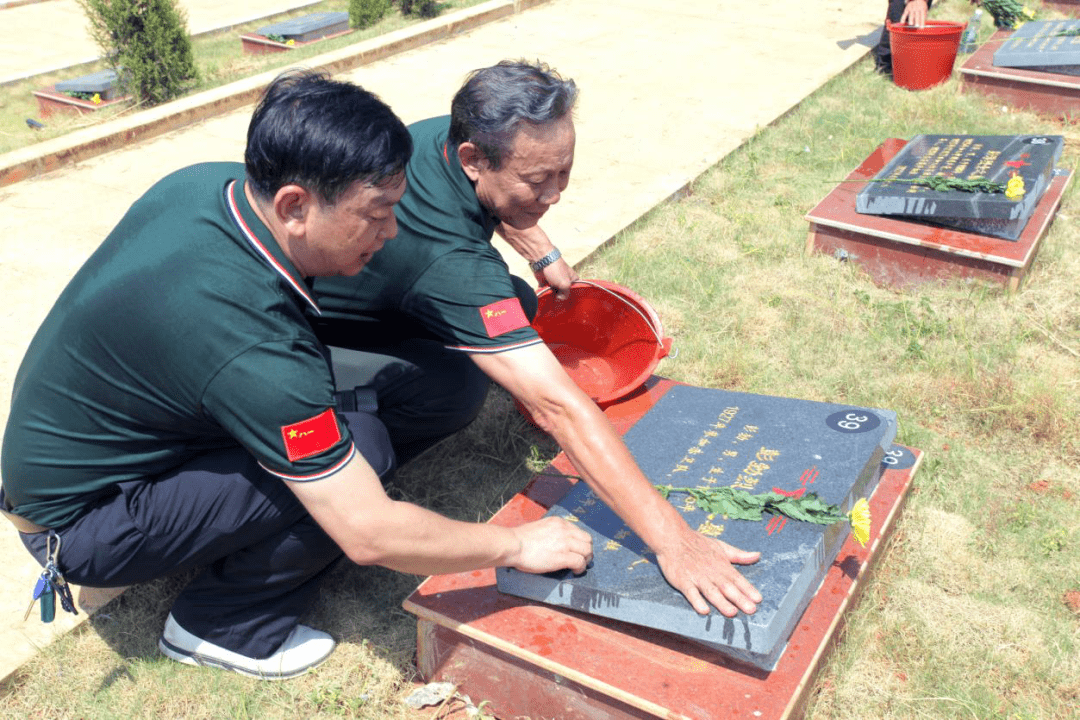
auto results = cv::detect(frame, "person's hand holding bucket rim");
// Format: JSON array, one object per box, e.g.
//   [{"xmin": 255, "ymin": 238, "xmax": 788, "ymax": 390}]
[{"xmin": 535, "ymin": 256, "xmax": 580, "ymax": 301}]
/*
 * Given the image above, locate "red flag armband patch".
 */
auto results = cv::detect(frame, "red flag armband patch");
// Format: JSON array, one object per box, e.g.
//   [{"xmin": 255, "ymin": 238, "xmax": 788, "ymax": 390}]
[
  {"xmin": 479, "ymin": 298, "xmax": 530, "ymax": 338},
  {"xmin": 281, "ymin": 408, "xmax": 342, "ymax": 463}
]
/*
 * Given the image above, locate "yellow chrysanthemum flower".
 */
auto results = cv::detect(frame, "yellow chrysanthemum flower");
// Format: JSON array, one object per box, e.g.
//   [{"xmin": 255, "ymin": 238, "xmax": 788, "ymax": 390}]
[
  {"xmin": 849, "ymin": 498, "xmax": 871, "ymax": 547},
  {"xmin": 1006, "ymin": 174, "xmax": 1025, "ymax": 200},
  {"xmin": 91, "ymin": 93, "xmax": 102, "ymax": 105},
  {"xmin": 286, "ymin": 39, "xmax": 296, "ymax": 46}
]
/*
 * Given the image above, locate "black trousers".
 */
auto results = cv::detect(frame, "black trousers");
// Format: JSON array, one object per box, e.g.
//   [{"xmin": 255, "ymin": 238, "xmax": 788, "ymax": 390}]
[
  {"xmin": 21, "ymin": 410, "xmax": 393, "ymax": 659},
  {"xmin": 313, "ymin": 274, "xmax": 540, "ymax": 464}
]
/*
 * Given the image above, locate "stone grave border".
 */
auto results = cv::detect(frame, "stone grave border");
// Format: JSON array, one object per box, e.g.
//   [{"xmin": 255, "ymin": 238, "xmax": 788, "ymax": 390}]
[
  {"xmin": 804, "ymin": 138, "xmax": 1072, "ymax": 291},
  {"xmin": 959, "ymin": 29, "xmax": 1080, "ymax": 119},
  {"xmin": 403, "ymin": 378, "xmax": 924, "ymax": 720}
]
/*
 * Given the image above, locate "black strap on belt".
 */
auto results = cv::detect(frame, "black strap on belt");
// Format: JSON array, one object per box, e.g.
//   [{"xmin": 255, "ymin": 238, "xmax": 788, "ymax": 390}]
[{"xmin": 334, "ymin": 387, "xmax": 379, "ymax": 415}]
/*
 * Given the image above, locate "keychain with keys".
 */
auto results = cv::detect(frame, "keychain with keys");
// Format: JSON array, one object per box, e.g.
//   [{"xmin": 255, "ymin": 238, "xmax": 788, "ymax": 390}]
[{"xmin": 23, "ymin": 531, "xmax": 77, "ymax": 623}]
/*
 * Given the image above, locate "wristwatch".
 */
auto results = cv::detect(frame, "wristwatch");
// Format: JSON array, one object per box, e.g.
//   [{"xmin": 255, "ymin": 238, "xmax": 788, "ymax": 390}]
[{"xmin": 529, "ymin": 247, "xmax": 562, "ymax": 272}]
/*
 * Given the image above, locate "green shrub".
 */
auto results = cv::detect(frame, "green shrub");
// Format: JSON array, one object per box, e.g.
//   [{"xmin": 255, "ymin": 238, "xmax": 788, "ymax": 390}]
[
  {"xmin": 350, "ymin": 0, "xmax": 392, "ymax": 29},
  {"xmin": 399, "ymin": 0, "xmax": 440, "ymax": 19},
  {"xmin": 78, "ymin": 0, "xmax": 198, "ymax": 107}
]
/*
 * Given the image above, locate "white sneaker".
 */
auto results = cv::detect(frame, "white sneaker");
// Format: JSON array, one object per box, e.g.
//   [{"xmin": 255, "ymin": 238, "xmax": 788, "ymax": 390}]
[{"xmin": 158, "ymin": 613, "xmax": 335, "ymax": 680}]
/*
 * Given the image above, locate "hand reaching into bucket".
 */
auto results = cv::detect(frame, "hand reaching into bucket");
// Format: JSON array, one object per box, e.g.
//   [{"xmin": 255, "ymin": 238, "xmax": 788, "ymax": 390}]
[
  {"xmin": 494, "ymin": 222, "xmax": 579, "ymax": 300},
  {"xmin": 535, "ymin": 258, "xmax": 579, "ymax": 300},
  {"xmin": 900, "ymin": 0, "xmax": 928, "ymax": 28}
]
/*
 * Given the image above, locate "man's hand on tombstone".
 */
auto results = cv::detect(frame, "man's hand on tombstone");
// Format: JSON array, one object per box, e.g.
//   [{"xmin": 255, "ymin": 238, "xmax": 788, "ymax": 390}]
[
  {"xmin": 654, "ymin": 527, "xmax": 762, "ymax": 617},
  {"xmin": 900, "ymin": 0, "xmax": 929, "ymax": 27},
  {"xmin": 508, "ymin": 516, "xmax": 594, "ymax": 574},
  {"xmin": 536, "ymin": 259, "xmax": 579, "ymax": 300}
]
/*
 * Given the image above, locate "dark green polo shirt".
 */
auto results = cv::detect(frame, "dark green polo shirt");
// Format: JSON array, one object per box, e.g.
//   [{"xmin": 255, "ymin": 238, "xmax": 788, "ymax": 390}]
[
  {"xmin": 313, "ymin": 116, "xmax": 542, "ymax": 354},
  {"xmin": 1, "ymin": 163, "xmax": 355, "ymax": 528}
]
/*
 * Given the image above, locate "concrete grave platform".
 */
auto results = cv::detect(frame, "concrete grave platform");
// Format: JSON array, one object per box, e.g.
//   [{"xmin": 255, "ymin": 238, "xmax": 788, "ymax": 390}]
[
  {"xmin": 404, "ymin": 379, "xmax": 923, "ymax": 720},
  {"xmin": 497, "ymin": 385, "xmax": 898, "ymax": 671},
  {"xmin": 805, "ymin": 138, "xmax": 1072, "ymax": 290},
  {"xmin": 960, "ymin": 29, "xmax": 1080, "ymax": 118}
]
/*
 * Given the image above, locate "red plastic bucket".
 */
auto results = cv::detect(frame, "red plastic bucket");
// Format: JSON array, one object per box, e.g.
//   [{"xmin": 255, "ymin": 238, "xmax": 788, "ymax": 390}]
[
  {"xmin": 887, "ymin": 20, "xmax": 964, "ymax": 91},
  {"xmin": 532, "ymin": 280, "xmax": 672, "ymax": 406}
]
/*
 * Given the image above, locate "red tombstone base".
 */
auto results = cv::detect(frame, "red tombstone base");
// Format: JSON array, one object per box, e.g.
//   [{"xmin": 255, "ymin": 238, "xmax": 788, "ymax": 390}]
[
  {"xmin": 959, "ymin": 30, "xmax": 1080, "ymax": 120},
  {"xmin": 402, "ymin": 379, "xmax": 923, "ymax": 720},
  {"xmin": 804, "ymin": 139, "xmax": 1071, "ymax": 291}
]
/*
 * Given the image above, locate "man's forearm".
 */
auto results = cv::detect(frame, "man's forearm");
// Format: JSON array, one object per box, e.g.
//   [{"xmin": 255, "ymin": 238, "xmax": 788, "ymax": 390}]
[
  {"xmin": 288, "ymin": 454, "xmax": 590, "ymax": 576},
  {"xmin": 342, "ymin": 499, "xmax": 521, "ymax": 573},
  {"xmin": 540, "ymin": 392, "xmax": 693, "ymax": 553},
  {"xmin": 495, "ymin": 221, "xmax": 556, "ymax": 263}
]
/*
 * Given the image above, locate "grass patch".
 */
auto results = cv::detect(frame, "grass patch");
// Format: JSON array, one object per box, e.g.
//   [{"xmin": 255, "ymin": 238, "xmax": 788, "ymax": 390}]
[{"xmin": 2, "ymin": 0, "xmax": 1079, "ymax": 716}]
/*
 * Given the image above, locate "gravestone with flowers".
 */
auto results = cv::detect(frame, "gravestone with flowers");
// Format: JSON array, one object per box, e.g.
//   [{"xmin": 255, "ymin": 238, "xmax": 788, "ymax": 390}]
[
  {"xmin": 55, "ymin": 69, "xmax": 123, "ymax": 102},
  {"xmin": 241, "ymin": 12, "xmax": 352, "ymax": 54},
  {"xmin": 496, "ymin": 385, "xmax": 901, "ymax": 671},
  {"xmin": 854, "ymin": 134, "xmax": 1064, "ymax": 240}
]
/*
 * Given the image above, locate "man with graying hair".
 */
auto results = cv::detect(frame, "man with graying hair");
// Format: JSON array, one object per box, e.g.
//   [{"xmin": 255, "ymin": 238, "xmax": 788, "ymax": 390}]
[
  {"xmin": 312, "ymin": 59, "xmax": 765, "ymax": 619},
  {"xmin": 1, "ymin": 69, "xmax": 593, "ymax": 681}
]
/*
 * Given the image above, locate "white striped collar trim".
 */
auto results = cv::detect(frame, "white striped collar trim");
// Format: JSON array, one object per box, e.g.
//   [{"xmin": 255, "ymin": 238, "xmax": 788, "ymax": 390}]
[{"xmin": 225, "ymin": 180, "xmax": 320, "ymax": 316}]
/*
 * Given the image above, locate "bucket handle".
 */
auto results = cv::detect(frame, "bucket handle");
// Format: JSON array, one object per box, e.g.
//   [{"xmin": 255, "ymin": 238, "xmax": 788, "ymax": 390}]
[{"xmin": 568, "ymin": 279, "xmax": 671, "ymax": 353}]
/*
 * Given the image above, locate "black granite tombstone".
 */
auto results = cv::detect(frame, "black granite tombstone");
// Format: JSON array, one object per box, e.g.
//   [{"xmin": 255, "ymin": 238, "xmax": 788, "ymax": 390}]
[
  {"xmin": 257, "ymin": 12, "xmax": 349, "ymax": 43},
  {"xmin": 994, "ymin": 19, "xmax": 1080, "ymax": 75},
  {"xmin": 854, "ymin": 134, "xmax": 1064, "ymax": 240},
  {"xmin": 55, "ymin": 69, "xmax": 122, "ymax": 101},
  {"xmin": 497, "ymin": 385, "xmax": 899, "ymax": 671}
]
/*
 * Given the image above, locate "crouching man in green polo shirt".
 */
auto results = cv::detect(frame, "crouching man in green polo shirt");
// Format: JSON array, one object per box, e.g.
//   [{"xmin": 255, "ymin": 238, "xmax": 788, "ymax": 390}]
[
  {"xmin": 311, "ymin": 60, "xmax": 764, "ymax": 620},
  {"xmin": 0, "ymin": 70, "xmax": 593, "ymax": 680}
]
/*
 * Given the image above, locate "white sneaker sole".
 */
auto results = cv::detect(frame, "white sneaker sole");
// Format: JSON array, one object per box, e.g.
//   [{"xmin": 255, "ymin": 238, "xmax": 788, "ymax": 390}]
[{"xmin": 158, "ymin": 636, "xmax": 323, "ymax": 681}]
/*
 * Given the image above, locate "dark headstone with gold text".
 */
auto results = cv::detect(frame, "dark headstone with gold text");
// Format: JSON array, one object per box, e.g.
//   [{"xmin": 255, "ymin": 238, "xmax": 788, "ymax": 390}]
[
  {"xmin": 496, "ymin": 385, "xmax": 900, "ymax": 670},
  {"xmin": 994, "ymin": 19, "xmax": 1080, "ymax": 75},
  {"xmin": 854, "ymin": 134, "xmax": 1063, "ymax": 240}
]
